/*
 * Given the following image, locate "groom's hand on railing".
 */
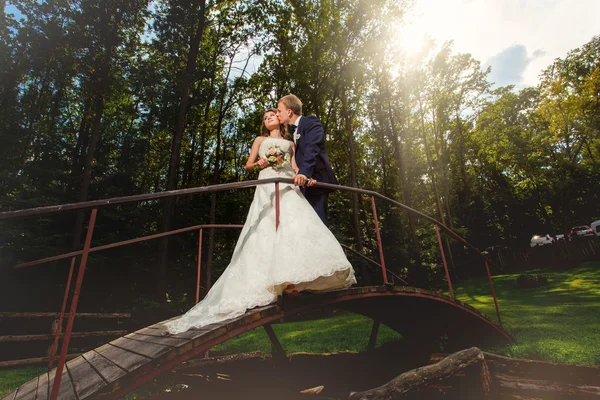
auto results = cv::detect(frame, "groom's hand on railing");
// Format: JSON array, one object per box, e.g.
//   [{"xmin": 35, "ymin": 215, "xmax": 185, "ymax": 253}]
[{"xmin": 294, "ymin": 174, "xmax": 309, "ymax": 186}]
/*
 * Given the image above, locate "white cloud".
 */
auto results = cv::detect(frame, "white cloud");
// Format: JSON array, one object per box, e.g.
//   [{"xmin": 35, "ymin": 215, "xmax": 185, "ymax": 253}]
[
  {"xmin": 485, "ymin": 44, "xmax": 546, "ymax": 88},
  {"xmin": 398, "ymin": 0, "xmax": 600, "ymax": 86}
]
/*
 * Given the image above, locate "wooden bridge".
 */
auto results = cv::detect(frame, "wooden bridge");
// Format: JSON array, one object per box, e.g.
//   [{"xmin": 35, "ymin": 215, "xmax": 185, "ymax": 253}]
[
  {"xmin": 1, "ymin": 285, "xmax": 511, "ymax": 400},
  {"xmin": 1, "ymin": 178, "xmax": 511, "ymax": 399}
]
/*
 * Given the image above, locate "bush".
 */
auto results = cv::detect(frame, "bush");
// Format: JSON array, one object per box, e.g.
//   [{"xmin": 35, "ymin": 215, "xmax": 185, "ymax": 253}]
[{"xmin": 516, "ymin": 273, "xmax": 549, "ymax": 289}]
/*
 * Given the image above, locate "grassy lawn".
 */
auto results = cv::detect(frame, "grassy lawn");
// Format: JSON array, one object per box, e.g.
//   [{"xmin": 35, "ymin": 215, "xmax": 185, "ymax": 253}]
[
  {"xmin": 0, "ymin": 366, "xmax": 46, "ymax": 397},
  {"xmin": 212, "ymin": 310, "xmax": 401, "ymax": 354},
  {"xmin": 1, "ymin": 262, "xmax": 599, "ymax": 396},
  {"xmin": 453, "ymin": 261, "xmax": 600, "ymax": 365}
]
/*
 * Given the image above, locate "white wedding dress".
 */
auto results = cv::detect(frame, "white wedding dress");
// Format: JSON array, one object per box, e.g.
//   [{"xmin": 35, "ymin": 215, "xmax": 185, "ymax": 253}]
[{"xmin": 165, "ymin": 138, "xmax": 356, "ymax": 334}]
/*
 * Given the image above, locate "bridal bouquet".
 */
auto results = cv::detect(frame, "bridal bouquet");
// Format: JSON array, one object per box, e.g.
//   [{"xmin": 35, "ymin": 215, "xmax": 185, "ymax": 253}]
[
  {"xmin": 265, "ymin": 144, "xmax": 288, "ymax": 169},
  {"xmin": 253, "ymin": 143, "xmax": 288, "ymax": 173}
]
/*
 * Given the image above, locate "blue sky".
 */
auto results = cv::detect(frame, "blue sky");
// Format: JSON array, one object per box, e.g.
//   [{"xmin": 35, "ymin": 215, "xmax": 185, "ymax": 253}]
[
  {"xmin": 397, "ymin": 0, "xmax": 600, "ymax": 88},
  {"xmin": 5, "ymin": 4, "xmax": 21, "ymax": 18}
]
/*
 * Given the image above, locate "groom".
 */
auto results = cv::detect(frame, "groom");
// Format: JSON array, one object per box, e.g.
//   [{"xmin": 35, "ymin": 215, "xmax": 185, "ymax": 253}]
[{"xmin": 277, "ymin": 94, "xmax": 338, "ymax": 225}]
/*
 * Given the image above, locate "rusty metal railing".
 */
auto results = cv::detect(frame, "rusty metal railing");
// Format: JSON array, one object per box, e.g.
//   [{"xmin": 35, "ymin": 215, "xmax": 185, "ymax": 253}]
[
  {"xmin": 0, "ymin": 177, "xmax": 502, "ymax": 400},
  {"xmin": 340, "ymin": 244, "xmax": 407, "ymax": 285}
]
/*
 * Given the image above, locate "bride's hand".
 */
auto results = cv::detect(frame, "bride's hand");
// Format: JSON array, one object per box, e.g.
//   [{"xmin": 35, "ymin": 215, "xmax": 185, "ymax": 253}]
[
  {"xmin": 307, "ymin": 178, "xmax": 317, "ymax": 187},
  {"xmin": 256, "ymin": 158, "xmax": 268, "ymax": 169}
]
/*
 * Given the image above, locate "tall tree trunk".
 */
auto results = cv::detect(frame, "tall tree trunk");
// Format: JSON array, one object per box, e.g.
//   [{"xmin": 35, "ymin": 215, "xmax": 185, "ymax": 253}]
[
  {"xmin": 418, "ymin": 99, "xmax": 445, "ymax": 224},
  {"xmin": 455, "ymin": 113, "xmax": 468, "ymax": 219},
  {"xmin": 0, "ymin": 1, "xmax": 6, "ymax": 32},
  {"xmin": 434, "ymin": 116, "xmax": 456, "ymax": 272},
  {"xmin": 140, "ymin": 101, "xmax": 156, "ymax": 192},
  {"xmin": 71, "ymin": 12, "xmax": 118, "ymax": 250},
  {"xmin": 71, "ymin": 96, "xmax": 105, "ymax": 248},
  {"xmin": 182, "ymin": 128, "xmax": 198, "ymax": 188},
  {"xmin": 342, "ymin": 95, "xmax": 370, "ymax": 284},
  {"xmin": 386, "ymin": 101, "xmax": 421, "ymax": 282},
  {"xmin": 70, "ymin": 101, "xmax": 92, "ymax": 191},
  {"xmin": 156, "ymin": 0, "xmax": 207, "ymax": 300},
  {"xmin": 0, "ymin": 0, "xmax": 17, "ymax": 114},
  {"xmin": 417, "ymin": 98, "xmax": 455, "ymax": 277},
  {"xmin": 205, "ymin": 109, "xmax": 224, "ymax": 293},
  {"xmin": 195, "ymin": 86, "xmax": 214, "ymax": 186}
]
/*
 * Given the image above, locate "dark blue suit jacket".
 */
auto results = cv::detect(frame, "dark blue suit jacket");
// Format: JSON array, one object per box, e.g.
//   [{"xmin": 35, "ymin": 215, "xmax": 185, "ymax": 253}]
[{"xmin": 294, "ymin": 115, "xmax": 338, "ymax": 194}]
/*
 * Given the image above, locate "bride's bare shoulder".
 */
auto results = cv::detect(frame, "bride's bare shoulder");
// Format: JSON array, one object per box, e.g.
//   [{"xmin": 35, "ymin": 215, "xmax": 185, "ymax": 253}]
[{"xmin": 251, "ymin": 136, "xmax": 266, "ymax": 148}]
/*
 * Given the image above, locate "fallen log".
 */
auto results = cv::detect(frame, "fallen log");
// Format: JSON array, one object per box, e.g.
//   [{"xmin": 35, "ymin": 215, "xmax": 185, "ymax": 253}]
[
  {"xmin": 349, "ymin": 347, "xmax": 488, "ymax": 399},
  {"xmin": 493, "ymin": 372, "xmax": 600, "ymax": 398},
  {"xmin": 350, "ymin": 348, "xmax": 600, "ymax": 399},
  {"xmin": 486, "ymin": 353, "xmax": 600, "ymax": 398},
  {"xmin": 484, "ymin": 352, "xmax": 600, "ymax": 385}
]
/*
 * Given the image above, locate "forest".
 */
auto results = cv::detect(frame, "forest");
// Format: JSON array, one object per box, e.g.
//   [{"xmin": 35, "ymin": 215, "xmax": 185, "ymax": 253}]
[{"xmin": 1, "ymin": 0, "xmax": 599, "ymax": 311}]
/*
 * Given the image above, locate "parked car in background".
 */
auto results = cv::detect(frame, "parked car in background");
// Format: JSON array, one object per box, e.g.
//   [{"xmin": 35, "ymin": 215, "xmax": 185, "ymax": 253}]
[
  {"xmin": 481, "ymin": 245, "xmax": 509, "ymax": 255},
  {"xmin": 555, "ymin": 234, "xmax": 566, "ymax": 242},
  {"xmin": 569, "ymin": 225, "xmax": 594, "ymax": 240},
  {"xmin": 530, "ymin": 234, "xmax": 554, "ymax": 247},
  {"xmin": 591, "ymin": 220, "xmax": 600, "ymax": 237}
]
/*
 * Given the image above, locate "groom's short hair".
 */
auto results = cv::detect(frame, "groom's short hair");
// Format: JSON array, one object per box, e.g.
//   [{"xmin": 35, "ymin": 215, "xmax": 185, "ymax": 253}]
[{"xmin": 279, "ymin": 94, "xmax": 303, "ymax": 115}]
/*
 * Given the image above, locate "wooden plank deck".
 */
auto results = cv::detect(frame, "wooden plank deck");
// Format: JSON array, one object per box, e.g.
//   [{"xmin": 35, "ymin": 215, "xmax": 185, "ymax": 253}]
[
  {"xmin": 47, "ymin": 367, "xmax": 76, "ymax": 400},
  {"xmin": 35, "ymin": 373, "xmax": 49, "ymax": 400},
  {"xmin": 2, "ymin": 286, "xmax": 511, "ymax": 400},
  {"xmin": 65, "ymin": 355, "xmax": 107, "ymax": 399},
  {"xmin": 14, "ymin": 375, "xmax": 37, "ymax": 400},
  {"xmin": 80, "ymin": 351, "xmax": 126, "ymax": 384}
]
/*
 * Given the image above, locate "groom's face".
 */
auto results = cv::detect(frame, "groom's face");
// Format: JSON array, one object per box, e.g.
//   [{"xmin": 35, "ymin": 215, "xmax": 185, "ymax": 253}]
[{"xmin": 276, "ymin": 102, "xmax": 291, "ymax": 124}]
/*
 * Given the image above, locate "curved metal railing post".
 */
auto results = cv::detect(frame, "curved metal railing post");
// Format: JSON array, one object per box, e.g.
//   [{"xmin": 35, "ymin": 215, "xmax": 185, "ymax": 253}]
[
  {"xmin": 196, "ymin": 228, "xmax": 203, "ymax": 304},
  {"xmin": 47, "ymin": 256, "xmax": 76, "ymax": 371},
  {"xmin": 435, "ymin": 224, "xmax": 455, "ymax": 299},
  {"xmin": 50, "ymin": 209, "xmax": 97, "ymax": 400},
  {"xmin": 370, "ymin": 196, "xmax": 388, "ymax": 284},
  {"xmin": 340, "ymin": 244, "xmax": 408, "ymax": 285},
  {"xmin": 485, "ymin": 260, "xmax": 503, "ymax": 328}
]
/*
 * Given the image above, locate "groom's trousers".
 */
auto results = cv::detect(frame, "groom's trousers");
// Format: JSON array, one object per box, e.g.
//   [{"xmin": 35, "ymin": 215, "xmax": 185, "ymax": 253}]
[{"xmin": 304, "ymin": 189, "xmax": 329, "ymax": 226}]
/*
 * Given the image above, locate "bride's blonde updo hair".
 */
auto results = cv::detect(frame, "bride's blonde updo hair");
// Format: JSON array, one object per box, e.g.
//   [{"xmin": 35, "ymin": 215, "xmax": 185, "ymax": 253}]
[{"xmin": 260, "ymin": 108, "xmax": 291, "ymax": 139}]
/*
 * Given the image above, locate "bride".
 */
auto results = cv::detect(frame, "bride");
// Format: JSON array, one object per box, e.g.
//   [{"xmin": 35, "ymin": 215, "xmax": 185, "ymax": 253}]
[{"xmin": 165, "ymin": 109, "xmax": 356, "ymax": 335}]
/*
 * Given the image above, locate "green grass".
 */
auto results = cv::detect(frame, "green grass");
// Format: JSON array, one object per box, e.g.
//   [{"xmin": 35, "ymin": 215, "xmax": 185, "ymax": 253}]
[
  {"xmin": 2, "ymin": 262, "xmax": 599, "ymax": 396},
  {"xmin": 453, "ymin": 261, "xmax": 600, "ymax": 365},
  {"xmin": 0, "ymin": 366, "xmax": 46, "ymax": 397},
  {"xmin": 213, "ymin": 310, "xmax": 401, "ymax": 354}
]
